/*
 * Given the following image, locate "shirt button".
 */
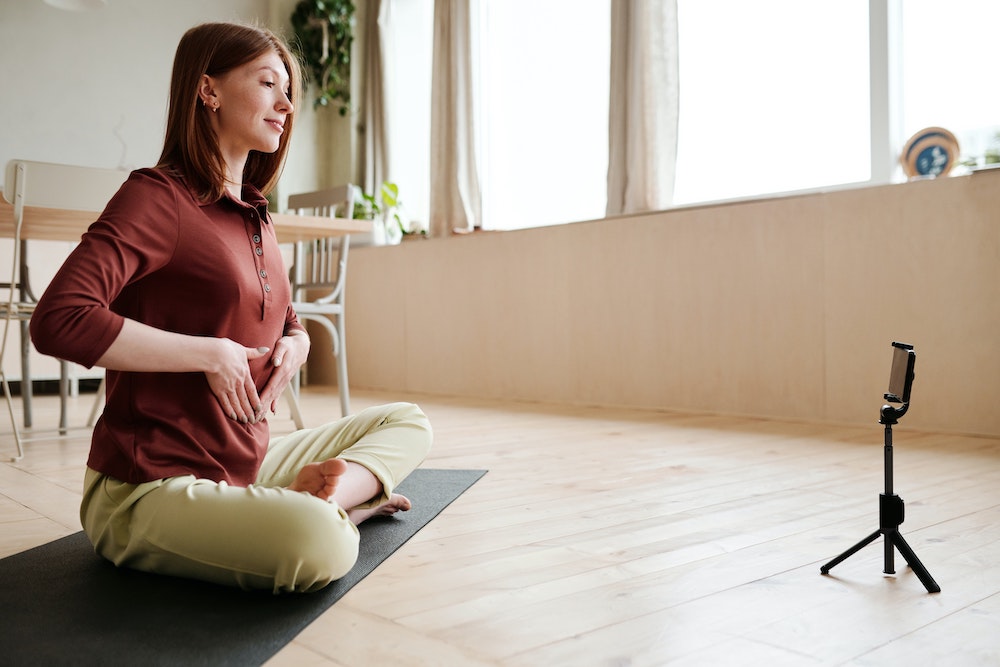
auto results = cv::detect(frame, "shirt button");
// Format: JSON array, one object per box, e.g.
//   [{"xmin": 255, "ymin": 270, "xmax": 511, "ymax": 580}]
[
  {"xmin": 264, "ymin": 283, "xmax": 271, "ymax": 292},
  {"xmin": 252, "ymin": 234, "xmax": 261, "ymax": 243},
  {"xmin": 255, "ymin": 247, "xmax": 263, "ymax": 256},
  {"xmin": 259, "ymin": 269, "xmax": 268, "ymax": 278}
]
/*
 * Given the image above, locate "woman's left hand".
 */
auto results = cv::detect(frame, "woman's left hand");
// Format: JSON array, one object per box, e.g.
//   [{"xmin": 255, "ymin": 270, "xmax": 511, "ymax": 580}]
[{"xmin": 256, "ymin": 332, "xmax": 310, "ymax": 422}]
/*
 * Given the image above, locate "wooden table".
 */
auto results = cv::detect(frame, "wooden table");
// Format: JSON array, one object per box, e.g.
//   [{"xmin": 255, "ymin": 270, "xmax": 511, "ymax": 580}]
[
  {"xmin": 0, "ymin": 198, "xmax": 370, "ymax": 443},
  {"xmin": 0, "ymin": 199, "xmax": 371, "ymax": 243}
]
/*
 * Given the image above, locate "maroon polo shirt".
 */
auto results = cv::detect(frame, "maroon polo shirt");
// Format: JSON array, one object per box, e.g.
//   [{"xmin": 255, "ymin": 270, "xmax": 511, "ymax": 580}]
[{"xmin": 30, "ymin": 168, "xmax": 305, "ymax": 485}]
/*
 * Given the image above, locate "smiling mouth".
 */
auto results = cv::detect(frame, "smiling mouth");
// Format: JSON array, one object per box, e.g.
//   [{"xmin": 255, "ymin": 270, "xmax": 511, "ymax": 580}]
[{"xmin": 266, "ymin": 120, "xmax": 284, "ymax": 132}]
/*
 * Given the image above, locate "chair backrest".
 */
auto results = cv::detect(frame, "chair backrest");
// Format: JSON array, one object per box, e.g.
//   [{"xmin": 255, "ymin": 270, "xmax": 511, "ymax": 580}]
[
  {"xmin": 286, "ymin": 184, "xmax": 356, "ymax": 305},
  {"xmin": 4, "ymin": 159, "xmax": 129, "ymax": 211},
  {"xmin": 2, "ymin": 160, "xmax": 130, "ymax": 304}
]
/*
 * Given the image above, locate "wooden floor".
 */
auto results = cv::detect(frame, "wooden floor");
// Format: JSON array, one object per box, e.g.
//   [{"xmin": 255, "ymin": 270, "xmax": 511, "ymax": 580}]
[{"xmin": 2, "ymin": 387, "xmax": 999, "ymax": 666}]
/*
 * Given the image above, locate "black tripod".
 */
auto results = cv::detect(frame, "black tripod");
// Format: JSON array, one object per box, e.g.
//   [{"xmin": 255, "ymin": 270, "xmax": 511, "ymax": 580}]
[{"xmin": 820, "ymin": 398, "xmax": 941, "ymax": 593}]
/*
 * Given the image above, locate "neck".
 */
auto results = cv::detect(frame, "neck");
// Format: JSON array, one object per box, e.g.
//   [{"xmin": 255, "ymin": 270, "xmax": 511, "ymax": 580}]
[
  {"xmin": 225, "ymin": 180, "xmax": 242, "ymax": 200},
  {"xmin": 222, "ymin": 151, "xmax": 247, "ymax": 201}
]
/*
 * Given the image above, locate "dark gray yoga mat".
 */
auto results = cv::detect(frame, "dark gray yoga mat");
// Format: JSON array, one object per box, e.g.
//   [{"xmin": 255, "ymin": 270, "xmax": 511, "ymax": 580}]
[{"xmin": 0, "ymin": 468, "xmax": 486, "ymax": 667}]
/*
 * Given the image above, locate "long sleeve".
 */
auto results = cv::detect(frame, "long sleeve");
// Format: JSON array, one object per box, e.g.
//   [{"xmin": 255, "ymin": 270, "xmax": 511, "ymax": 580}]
[
  {"xmin": 29, "ymin": 168, "xmax": 298, "ymax": 485},
  {"xmin": 31, "ymin": 170, "xmax": 180, "ymax": 368}
]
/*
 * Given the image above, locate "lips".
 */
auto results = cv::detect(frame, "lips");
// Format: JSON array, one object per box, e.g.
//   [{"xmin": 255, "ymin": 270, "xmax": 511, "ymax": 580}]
[{"xmin": 266, "ymin": 119, "xmax": 284, "ymax": 132}]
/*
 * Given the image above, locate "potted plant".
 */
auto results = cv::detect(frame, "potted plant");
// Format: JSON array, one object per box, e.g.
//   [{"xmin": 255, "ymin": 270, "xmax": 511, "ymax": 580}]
[
  {"xmin": 984, "ymin": 132, "xmax": 1000, "ymax": 165},
  {"xmin": 352, "ymin": 182, "xmax": 426, "ymax": 245},
  {"xmin": 290, "ymin": 0, "xmax": 355, "ymax": 115}
]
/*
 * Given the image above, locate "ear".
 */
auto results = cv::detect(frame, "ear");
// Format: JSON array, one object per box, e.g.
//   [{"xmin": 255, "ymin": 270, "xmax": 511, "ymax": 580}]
[{"xmin": 198, "ymin": 74, "xmax": 219, "ymax": 108}]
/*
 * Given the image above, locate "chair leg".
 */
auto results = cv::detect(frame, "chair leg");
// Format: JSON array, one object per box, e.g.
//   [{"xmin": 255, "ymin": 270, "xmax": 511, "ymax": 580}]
[
  {"xmin": 58, "ymin": 360, "xmax": 69, "ymax": 435},
  {"xmin": 19, "ymin": 319, "xmax": 32, "ymax": 428},
  {"xmin": 2, "ymin": 310, "xmax": 25, "ymax": 460},
  {"xmin": 336, "ymin": 315, "xmax": 350, "ymax": 417},
  {"xmin": 1, "ymin": 373, "xmax": 24, "ymax": 462},
  {"xmin": 86, "ymin": 375, "xmax": 105, "ymax": 427},
  {"xmin": 284, "ymin": 383, "xmax": 305, "ymax": 430}
]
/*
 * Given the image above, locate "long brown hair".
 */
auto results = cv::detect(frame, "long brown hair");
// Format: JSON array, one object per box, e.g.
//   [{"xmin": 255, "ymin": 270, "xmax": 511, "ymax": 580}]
[{"xmin": 157, "ymin": 22, "xmax": 302, "ymax": 202}]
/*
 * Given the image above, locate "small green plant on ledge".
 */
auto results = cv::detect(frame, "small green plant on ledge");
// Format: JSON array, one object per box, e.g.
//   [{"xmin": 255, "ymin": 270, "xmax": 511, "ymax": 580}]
[
  {"xmin": 957, "ymin": 131, "xmax": 1000, "ymax": 170},
  {"xmin": 352, "ymin": 182, "xmax": 426, "ymax": 244},
  {"xmin": 290, "ymin": 0, "xmax": 355, "ymax": 114},
  {"xmin": 985, "ymin": 136, "xmax": 1000, "ymax": 165}
]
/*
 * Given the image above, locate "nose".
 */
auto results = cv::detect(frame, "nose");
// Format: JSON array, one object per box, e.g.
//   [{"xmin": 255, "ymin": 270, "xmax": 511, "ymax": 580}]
[{"xmin": 278, "ymin": 91, "xmax": 293, "ymax": 114}]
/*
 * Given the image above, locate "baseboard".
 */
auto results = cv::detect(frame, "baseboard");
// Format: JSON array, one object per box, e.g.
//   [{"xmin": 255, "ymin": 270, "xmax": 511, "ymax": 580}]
[{"xmin": 4, "ymin": 378, "xmax": 102, "ymax": 397}]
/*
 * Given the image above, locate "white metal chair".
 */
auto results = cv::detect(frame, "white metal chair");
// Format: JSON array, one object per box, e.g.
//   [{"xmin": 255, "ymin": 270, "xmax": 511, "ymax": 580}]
[
  {"xmin": 283, "ymin": 185, "xmax": 356, "ymax": 427},
  {"xmin": 1, "ymin": 159, "xmax": 128, "ymax": 460}
]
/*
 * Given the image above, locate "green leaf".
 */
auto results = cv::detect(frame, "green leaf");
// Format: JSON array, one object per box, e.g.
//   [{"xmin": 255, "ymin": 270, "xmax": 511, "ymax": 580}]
[
  {"xmin": 380, "ymin": 181, "xmax": 399, "ymax": 207},
  {"xmin": 291, "ymin": 0, "xmax": 355, "ymax": 114}
]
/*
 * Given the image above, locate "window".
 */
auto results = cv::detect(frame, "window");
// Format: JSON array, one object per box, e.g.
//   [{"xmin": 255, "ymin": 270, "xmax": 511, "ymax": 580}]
[
  {"xmin": 383, "ymin": 1, "xmax": 999, "ymax": 232},
  {"xmin": 674, "ymin": 0, "xmax": 871, "ymax": 205},
  {"xmin": 478, "ymin": 0, "xmax": 611, "ymax": 229},
  {"xmin": 899, "ymin": 0, "xmax": 1000, "ymax": 165},
  {"xmin": 385, "ymin": 0, "xmax": 610, "ymax": 231},
  {"xmin": 384, "ymin": 0, "xmax": 434, "ymax": 229}
]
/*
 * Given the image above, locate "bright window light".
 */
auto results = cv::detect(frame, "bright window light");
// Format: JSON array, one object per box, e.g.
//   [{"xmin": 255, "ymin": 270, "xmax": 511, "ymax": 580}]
[{"xmin": 674, "ymin": 0, "xmax": 871, "ymax": 204}]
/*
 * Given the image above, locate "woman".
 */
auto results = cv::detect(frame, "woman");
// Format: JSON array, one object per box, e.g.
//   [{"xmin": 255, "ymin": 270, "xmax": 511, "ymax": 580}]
[{"xmin": 30, "ymin": 22, "xmax": 431, "ymax": 594}]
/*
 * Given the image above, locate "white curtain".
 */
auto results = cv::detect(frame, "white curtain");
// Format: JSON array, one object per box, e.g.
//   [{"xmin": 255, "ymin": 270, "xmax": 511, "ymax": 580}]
[
  {"xmin": 361, "ymin": 0, "xmax": 391, "ymax": 196},
  {"xmin": 606, "ymin": 0, "xmax": 680, "ymax": 216},
  {"xmin": 429, "ymin": 0, "xmax": 482, "ymax": 237}
]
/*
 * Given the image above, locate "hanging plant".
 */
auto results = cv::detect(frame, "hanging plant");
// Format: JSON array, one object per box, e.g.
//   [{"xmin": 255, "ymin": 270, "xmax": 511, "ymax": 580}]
[{"xmin": 290, "ymin": 0, "xmax": 355, "ymax": 115}]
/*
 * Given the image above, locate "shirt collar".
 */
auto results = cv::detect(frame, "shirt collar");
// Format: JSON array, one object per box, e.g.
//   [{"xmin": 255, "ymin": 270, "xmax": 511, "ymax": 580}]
[
  {"xmin": 165, "ymin": 168, "xmax": 270, "ymax": 219},
  {"xmin": 214, "ymin": 183, "xmax": 272, "ymax": 224}
]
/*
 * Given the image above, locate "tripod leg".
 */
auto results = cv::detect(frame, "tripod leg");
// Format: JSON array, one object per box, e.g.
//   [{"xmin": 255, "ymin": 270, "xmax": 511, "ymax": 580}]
[
  {"xmin": 884, "ymin": 533, "xmax": 895, "ymax": 574},
  {"xmin": 889, "ymin": 531, "xmax": 941, "ymax": 593},
  {"xmin": 820, "ymin": 529, "xmax": 882, "ymax": 574}
]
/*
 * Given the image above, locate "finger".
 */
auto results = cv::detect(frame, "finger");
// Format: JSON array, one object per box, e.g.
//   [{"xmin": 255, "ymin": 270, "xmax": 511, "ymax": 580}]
[
  {"xmin": 252, "ymin": 385, "xmax": 270, "ymax": 421},
  {"xmin": 270, "ymin": 340, "xmax": 287, "ymax": 368},
  {"xmin": 229, "ymin": 390, "xmax": 251, "ymax": 423},
  {"xmin": 253, "ymin": 403, "xmax": 267, "ymax": 424},
  {"xmin": 258, "ymin": 369, "xmax": 293, "ymax": 419},
  {"xmin": 247, "ymin": 377, "xmax": 264, "ymax": 412},
  {"xmin": 227, "ymin": 378, "xmax": 255, "ymax": 423},
  {"xmin": 234, "ymin": 390, "xmax": 257, "ymax": 423},
  {"xmin": 212, "ymin": 386, "xmax": 234, "ymax": 419},
  {"xmin": 253, "ymin": 392, "xmax": 270, "ymax": 423}
]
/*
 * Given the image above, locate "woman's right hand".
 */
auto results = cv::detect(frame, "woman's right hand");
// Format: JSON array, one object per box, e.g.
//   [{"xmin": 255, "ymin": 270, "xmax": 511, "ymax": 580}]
[{"xmin": 205, "ymin": 339, "xmax": 270, "ymax": 423}]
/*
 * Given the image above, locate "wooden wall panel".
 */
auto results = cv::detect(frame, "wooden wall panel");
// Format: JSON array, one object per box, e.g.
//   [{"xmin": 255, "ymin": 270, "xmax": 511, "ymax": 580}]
[{"xmin": 335, "ymin": 171, "xmax": 1000, "ymax": 436}]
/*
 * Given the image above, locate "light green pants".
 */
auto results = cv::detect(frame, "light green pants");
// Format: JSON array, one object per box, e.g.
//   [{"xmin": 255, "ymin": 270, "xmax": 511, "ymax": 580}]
[{"xmin": 80, "ymin": 402, "xmax": 432, "ymax": 593}]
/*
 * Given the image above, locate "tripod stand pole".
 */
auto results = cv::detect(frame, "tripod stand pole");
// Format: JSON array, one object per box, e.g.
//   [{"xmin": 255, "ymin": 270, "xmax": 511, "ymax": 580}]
[
  {"xmin": 883, "ymin": 420, "xmax": 895, "ymax": 574},
  {"xmin": 820, "ymin": 402, "xmax": 940, "ymax": 594}
]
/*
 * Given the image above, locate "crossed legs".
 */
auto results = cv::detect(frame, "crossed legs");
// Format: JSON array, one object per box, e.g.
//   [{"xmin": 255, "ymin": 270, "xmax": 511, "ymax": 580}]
[{"xmin": 80, "ymin": 402, "xmax": 432, "ymax": 593}]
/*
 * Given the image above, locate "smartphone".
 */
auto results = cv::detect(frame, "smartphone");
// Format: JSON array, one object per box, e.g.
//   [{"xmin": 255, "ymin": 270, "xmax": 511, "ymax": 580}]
[{"xmin": 885, "ymin": 341, "xmax": 915, "ymax": 404}]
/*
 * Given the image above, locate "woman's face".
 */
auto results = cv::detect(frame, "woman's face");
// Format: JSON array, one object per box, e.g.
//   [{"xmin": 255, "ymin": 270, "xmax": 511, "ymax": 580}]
[{"xmin": 202, "ymin": 50, "xmax": 293, "ymax": 161}]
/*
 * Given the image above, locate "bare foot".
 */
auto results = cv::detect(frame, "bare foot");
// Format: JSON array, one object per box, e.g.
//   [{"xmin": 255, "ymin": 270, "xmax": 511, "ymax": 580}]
[
  {"xmin": 347, "ymin": 493, "xmax": 412, "ymax": 525},
  {"xmin": 287, "ymin": 458, "xmax": 348, "ymax": 501}
]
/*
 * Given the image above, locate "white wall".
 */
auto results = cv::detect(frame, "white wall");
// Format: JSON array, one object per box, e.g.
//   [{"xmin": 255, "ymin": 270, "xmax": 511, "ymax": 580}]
[
  {"xmin": 0, "ymin": 0, "xmax": 323, "ymax": 200},
  {"xmin": 1, "ymin": 0, "xmax": 256, "ymax": 170},
  {"xmin": 0, "ymin": 0, "xmax": 324, "ymax": 385}
]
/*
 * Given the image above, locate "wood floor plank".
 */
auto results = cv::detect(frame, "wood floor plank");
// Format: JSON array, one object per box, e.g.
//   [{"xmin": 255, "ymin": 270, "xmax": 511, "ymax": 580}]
[
  {"xmin": 0, "ymin": 457, "xmax": 82, "ymax": 532},
  {"xmin": 851, "ymin": 591, "xmax": 1000, "ymax": 666},
  {"xmin": 1, "ymin": 388, "xmax": 998, "ymax": 666}
]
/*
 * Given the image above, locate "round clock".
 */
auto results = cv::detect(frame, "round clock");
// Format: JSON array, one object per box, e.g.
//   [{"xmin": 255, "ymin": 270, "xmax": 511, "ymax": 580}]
[{"xmin": 900, "ymin": 127, "xmax": 960, "ymax": 178}]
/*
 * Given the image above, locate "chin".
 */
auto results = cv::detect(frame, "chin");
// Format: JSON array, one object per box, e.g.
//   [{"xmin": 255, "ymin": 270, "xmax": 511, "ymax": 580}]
[{"xmin": 253, "ymin": 142, "xmax": 281, "ymax": 155}]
